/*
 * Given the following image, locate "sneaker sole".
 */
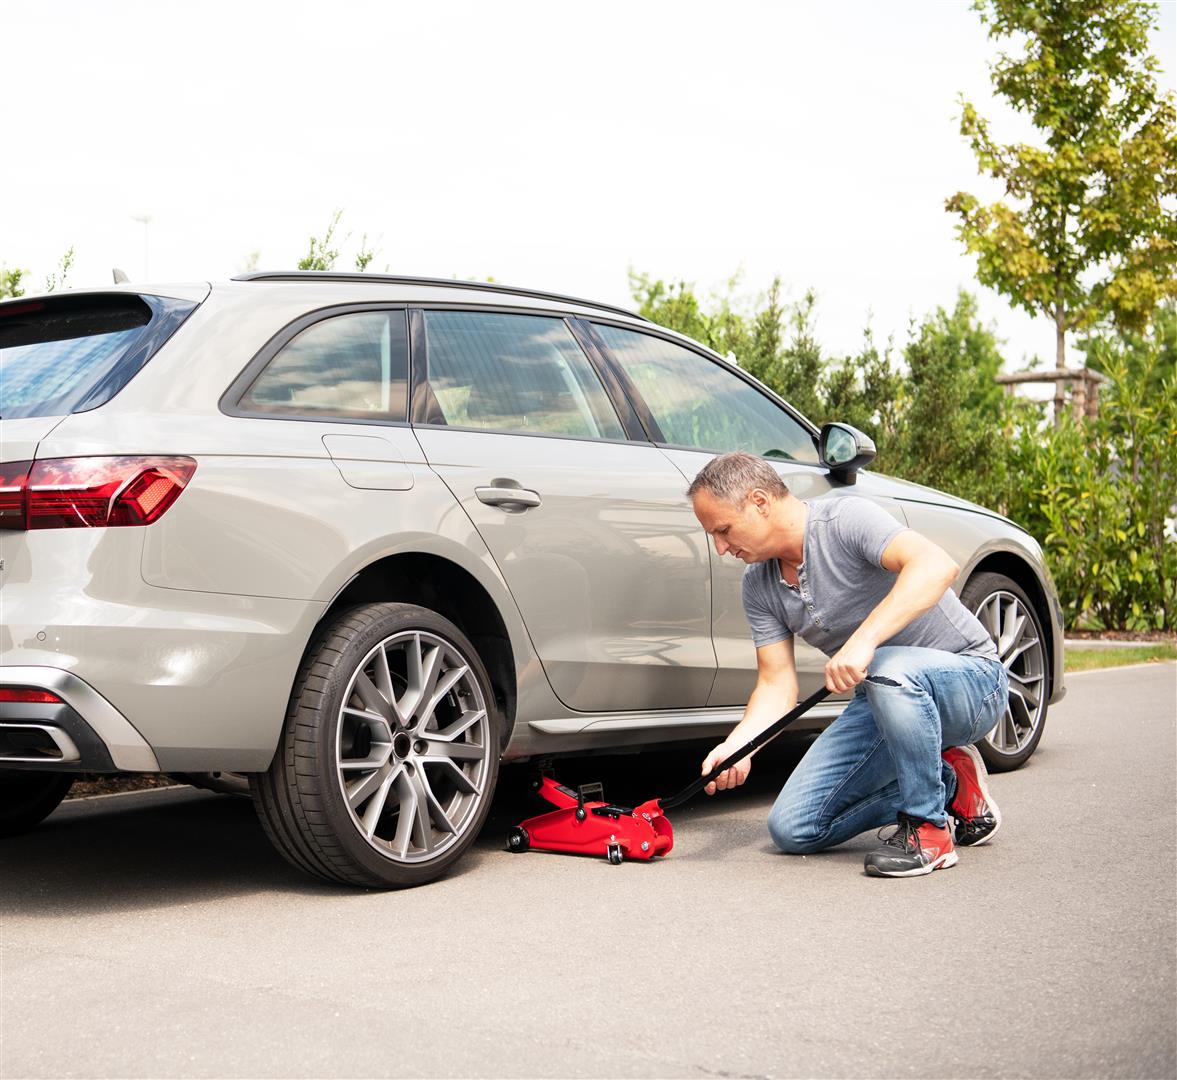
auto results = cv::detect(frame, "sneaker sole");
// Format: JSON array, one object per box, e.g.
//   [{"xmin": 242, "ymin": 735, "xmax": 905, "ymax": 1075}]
[
  {"xmin": 864, "ymin": 850, "xmax": 959, "ymax": 878},
  {"xmin": 952, "ymin": 743, "xmax": 1002, "ymax": 847}
]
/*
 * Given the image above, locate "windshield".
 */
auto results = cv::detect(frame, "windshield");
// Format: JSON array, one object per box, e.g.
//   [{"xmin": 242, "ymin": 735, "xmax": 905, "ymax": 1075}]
[{"xmin": 0, "ymin": 293, "xmax": 197, "ymax": 419}]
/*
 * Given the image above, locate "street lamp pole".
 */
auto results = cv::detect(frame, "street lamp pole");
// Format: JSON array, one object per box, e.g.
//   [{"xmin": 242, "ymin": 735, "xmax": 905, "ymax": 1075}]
[{"xmin": 130, "ymin": 213, "xmax": 152, "ymax": 279}]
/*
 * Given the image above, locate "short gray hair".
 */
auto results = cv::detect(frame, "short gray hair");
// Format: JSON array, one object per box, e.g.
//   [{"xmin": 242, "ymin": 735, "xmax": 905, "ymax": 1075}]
[{"xmin": 686, "ymin": 452, "xmax": 790, "ymax": 505}]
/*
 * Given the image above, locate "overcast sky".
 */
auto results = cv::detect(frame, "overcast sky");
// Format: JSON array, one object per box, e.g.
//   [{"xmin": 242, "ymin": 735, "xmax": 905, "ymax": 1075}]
[{"xmin": 3, "ymin": 1, "xmax": 1174, "ymax": 372}]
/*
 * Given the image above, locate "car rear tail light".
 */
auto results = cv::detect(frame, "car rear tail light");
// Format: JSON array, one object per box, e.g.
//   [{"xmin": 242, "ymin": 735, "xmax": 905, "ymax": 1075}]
[
  {"xmin": 0, "ymin": 460, "xmax": 31, "ymax": 527},
  {"xmin": 0, "ymin": 688, "xmax": 63, "ymax": 704},
  {"xmin": 0, "ymin": 456, "xmax": 197, "ymax": 530}
]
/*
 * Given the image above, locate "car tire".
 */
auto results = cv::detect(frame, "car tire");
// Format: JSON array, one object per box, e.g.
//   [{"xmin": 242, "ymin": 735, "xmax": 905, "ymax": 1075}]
[
  {"xmin": 251, "ymin": 602, "xmax": 502, "ymax": 888},
  {"xmin": 961, "ymin": 571, "xmax": 1049, "ymax": 772},
  {"xmin": 0, "ymin": 771, "xmax": 74, "ymax": 837}
]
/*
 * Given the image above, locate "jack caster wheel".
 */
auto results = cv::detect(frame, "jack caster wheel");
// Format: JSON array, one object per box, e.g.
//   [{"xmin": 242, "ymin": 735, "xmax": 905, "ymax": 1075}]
[
  {"xmin": 507, "ymin": 826, "xmax": 530, "ymax": 852},
  {"xmin": 606, "ymin": 843, "xmax": 623, "ymax": 865}
]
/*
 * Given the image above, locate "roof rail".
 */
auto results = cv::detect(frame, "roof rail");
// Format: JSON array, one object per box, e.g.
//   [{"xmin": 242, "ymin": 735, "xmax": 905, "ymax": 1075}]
[{"xmin": 231, "ymin": 271, "xmax": 648, "ymax": 322}]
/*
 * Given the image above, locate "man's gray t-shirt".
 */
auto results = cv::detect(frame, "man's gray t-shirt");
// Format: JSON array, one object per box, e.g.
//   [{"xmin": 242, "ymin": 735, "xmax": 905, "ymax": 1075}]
[{"xmin": 742, "ymin": 495, "xmax": 997, "ymax": 660}]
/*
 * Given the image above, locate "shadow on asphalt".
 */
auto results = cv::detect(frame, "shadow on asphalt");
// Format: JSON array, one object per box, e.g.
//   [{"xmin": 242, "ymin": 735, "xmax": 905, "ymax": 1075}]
[
  {"xmin": 484, "ymin": 734, "xmax": 814, "ymax": 840},
  {"xmin": 0, "ymin": 736, "xmax": 814, "ymax": 917}
]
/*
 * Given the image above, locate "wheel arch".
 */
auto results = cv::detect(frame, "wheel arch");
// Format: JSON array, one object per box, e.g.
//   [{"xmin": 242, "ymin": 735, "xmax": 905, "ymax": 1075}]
[{"xmin": 317, "ymin": 552, "xmax": 517, "ymax": 749}]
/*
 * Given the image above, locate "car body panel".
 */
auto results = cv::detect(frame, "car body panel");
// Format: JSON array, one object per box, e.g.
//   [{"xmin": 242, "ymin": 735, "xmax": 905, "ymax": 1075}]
[
  {"xmin": 418, "ymin": 427, "xmax": 716, "ymax": 713},
  {"xmin": 0, "ymin": 521, "xmax": 318, "ymax": 770},
  {"xmin": 0, "ymin": 416, "xmax": 69, "ymax": 463}
]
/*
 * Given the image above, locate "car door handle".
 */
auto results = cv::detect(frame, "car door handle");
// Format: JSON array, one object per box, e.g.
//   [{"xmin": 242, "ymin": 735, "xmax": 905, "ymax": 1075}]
[{"xmin": 475, "ymin": 485, "xmax": 542, "ymax": 510}]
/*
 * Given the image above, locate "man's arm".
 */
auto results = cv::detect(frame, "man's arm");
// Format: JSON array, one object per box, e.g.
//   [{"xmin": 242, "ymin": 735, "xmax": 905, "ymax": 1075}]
[
  {"xmin": 824, "ymin": 529, "xmax": 959, "ymax": 692},
  {"xmin": 700, "ymin": 636, "xmax": 799, "ymax": 794}
]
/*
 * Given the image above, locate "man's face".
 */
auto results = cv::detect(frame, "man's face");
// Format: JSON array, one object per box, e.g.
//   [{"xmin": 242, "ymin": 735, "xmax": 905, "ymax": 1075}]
[{"xmin": 691, "ymin": 488, "xmax": 775, "ymax": 563}]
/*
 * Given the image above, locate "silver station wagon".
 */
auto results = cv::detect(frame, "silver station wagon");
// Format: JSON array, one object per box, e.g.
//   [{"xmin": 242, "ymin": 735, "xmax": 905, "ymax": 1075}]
[{"xmin": 0, "ymin": 273, "xmax": 1065, "ymax": 886}]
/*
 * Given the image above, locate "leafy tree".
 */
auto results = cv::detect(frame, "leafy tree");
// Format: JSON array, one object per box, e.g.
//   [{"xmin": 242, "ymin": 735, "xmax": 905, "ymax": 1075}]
[
  {"xmin": 298, "ymin": 210, "xmax": 382, "ymax": 273},
  {"xmin": 44, "ymin": 247, "xmax": 75, "ymax": 293},
  {"xmin": 822, "ymin": 328, "xmax": 906, "ymax": 474},
  {"xmin": 1, "ymin": 264, "xmax": 27, "ymax": 299},
  {"xmin": 772, "ymin": 290, "xmax": 825, "ymax": 425},
  {"xmin": 1076, "ymin": 298, "xmax": 1177, "ymax": 404},
  {"xmin": 898, "ymin": 292, "xmax": 1009, "ymax": 507},
  {"xmin": 629, "ymin": 270, "xmax": 714, "ymax": 345},
  {"xmin": 947, "ymin": 0, "xmax": 1177, "ymax": 416},
  {"xmin": 1007, "ymin": 341, "xmax": 1177, "ymax": 629},
  {"xmin": 2, "ymin": 248, "xmax": 75, "ymax": 298},
  {"xmin": 354, "ymin": 234, "xmax": 378, "ymax": 273},
  {"xmin": 299, "ymin": 209, "xmax": 344, "ymax": 271}
]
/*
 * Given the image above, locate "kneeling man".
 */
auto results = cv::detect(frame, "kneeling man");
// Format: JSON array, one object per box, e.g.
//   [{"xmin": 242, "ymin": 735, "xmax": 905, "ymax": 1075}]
[{"xmin": 690, "ymin": 452, "xmax": 1007, "ymax": 877}]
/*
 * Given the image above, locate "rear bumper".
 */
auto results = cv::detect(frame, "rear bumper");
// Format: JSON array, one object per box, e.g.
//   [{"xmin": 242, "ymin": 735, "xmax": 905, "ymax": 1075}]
[
  {"xmin": 1, "ymin": 524, "xmax": 325, "ymax": 770},
  {"xmin": 0, "ymin": 667, "xmax": 159, "ymax": 772}
]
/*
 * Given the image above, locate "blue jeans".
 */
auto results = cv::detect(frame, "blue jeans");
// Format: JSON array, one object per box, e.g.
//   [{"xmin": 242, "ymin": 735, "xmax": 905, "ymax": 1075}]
[{"xmin": 767, "ymin": 646, "xmax": 1008, "ymax": 853}]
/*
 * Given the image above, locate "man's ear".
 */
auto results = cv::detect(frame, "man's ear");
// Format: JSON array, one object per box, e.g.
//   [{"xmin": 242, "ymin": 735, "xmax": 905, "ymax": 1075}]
[{"xmin": 748, "ymin": 488, "xmax": 771, "ymax": 515}]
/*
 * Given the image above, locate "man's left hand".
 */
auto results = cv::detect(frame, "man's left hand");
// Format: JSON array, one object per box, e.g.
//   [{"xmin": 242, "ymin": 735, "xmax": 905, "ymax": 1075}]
[{"xmin": 825, "ymin": 639, "xmax": 876, "ymax": 692}]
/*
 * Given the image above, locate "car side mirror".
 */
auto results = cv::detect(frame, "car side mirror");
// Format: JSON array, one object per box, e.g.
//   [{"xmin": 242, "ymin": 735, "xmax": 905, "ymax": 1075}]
[{"xmin": 819, "ymin": 422, "xmax": 876, "ymax": 485}]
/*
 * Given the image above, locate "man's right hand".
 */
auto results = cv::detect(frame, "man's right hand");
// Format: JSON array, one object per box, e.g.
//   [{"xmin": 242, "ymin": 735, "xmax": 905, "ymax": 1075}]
[{"xmin": 701, "ymin": 741, "xmax": 751, "ymax": 795}]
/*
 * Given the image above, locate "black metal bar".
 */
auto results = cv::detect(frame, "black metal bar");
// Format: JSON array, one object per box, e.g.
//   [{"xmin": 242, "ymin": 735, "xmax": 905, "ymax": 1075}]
[
  {"xmin": 657, "ymin": 687, "xmax": 832, "ymax": 812},
  {"xmin": 231, "ymin": 271, "xmax": 650, "ymax": 324}
]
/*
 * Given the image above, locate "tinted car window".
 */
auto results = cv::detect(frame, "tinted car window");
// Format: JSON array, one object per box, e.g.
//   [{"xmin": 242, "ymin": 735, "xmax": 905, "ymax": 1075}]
[
  {"xmin": 0, "ymin": 294, "xmax": 195, "ymax": 420},
  {"xmin": 423, "ymin": 311, "xmax": 624, "ymax": 440},
  {"xmin": 241, "ymin": 311, "xmax": 408, "ymax": 419},
  {"xmin": 595, "ymin": 323, "xmax": 819, "ymax": 463}
]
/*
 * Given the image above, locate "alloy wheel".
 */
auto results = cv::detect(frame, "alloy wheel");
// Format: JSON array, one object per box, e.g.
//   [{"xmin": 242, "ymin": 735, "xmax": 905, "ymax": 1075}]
[
  {"xmin": 973, "ymin": 589, "xmax": 1047, "ymax": 760},
  {"xmin": 335, "ymin": 629, "xmax": 491, "ymax": 863}
]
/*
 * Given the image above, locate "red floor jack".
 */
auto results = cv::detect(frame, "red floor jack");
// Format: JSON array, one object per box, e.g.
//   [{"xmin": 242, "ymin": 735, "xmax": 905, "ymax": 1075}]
[{"xmin": 508, "ymin": 687, "xmax": 831, "ymax": 864}]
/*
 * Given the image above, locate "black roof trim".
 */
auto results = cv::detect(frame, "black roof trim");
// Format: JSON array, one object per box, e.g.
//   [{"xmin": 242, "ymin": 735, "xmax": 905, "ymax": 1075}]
[{"xmin": 231, "ymin": 271, "xmax": 649, "ymax": 323}]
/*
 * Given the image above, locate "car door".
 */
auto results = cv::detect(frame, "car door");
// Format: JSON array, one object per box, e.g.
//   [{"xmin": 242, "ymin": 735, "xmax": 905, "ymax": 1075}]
[
  {"xmin": 588, "ymin": 321, "xmax": 907, "ymax": 707},
  {"xmin": 409, "ymin": 308, "xmax": 715, "ymax": 714}
]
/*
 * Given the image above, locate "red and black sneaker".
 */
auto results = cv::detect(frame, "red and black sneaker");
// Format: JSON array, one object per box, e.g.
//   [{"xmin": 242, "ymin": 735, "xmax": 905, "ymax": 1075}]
[
  {"xmin": 863, "ymin": 813, "xmax": 958, "ymax": 877},
  {"xmin": 943, "ymin": 743, "xmax": 1002, "ymax": 846}
]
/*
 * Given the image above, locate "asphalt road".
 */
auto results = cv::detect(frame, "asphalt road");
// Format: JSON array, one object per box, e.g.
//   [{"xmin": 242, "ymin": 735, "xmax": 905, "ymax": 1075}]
[{"xmin": 2, "ymin": 663, "xmax": 1174, "ymax": 1080}]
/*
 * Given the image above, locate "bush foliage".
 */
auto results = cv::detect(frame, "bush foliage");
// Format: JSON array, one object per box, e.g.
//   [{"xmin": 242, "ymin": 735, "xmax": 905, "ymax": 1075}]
[{"xmin": 1007, "ymin": 323, "xmax": 1177, "ymax": 631}]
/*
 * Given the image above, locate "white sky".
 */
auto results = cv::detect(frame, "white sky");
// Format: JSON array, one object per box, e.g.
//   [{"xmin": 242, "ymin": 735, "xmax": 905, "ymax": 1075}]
[{"xmin": 3, "ymin": 0, "xmax": 1174, "ymax": 373}]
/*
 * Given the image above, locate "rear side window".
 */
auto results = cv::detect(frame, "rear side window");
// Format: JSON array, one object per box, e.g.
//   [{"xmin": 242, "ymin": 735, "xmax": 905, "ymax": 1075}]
[
  {"xmin": 594, "ymin": 323, "xmax": 819, "ymax": 463},
  {"xmin": 0, "ymin": 294, "xmax": 197, "ymax": 420},
  {"xmin": 239, "ymin": 311, "xmax": 409, "ymax": 420},
  {"xmin": 422, "ymin": 311, "xmax": 625, "ymax": 440}
]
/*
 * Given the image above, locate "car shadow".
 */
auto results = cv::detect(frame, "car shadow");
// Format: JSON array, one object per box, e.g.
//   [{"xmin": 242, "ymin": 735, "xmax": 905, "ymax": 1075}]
[
  {"xmin": 0, "ymin": 789, "xmax": 331, "ymax": 916},
  {"xmin": 1, "ymin": 736, "xmax": 815, "ymax": 916},
  {"xmin": 479, "ymin": 735, "xmax": 814, "ymax": 845}
]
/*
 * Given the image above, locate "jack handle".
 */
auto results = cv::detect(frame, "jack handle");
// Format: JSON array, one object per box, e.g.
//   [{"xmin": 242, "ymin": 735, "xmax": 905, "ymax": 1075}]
[{"xmin": 657, "ymin": 686, "xmax": 832, "ymax": 812}]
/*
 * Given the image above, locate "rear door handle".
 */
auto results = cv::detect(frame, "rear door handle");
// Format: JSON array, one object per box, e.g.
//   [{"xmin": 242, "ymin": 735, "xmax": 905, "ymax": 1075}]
[{"xmin": 475, "ymin": 485, "xmax": 542, "ymax": 510}]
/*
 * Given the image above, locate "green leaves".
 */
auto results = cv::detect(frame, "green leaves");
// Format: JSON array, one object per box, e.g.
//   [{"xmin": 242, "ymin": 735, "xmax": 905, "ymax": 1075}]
[
  {"xmin": 950, "ymin": 0, "xmax": 1177, "ymax": 347},
  {"xmin": 297, "ymin": 210, "xmax": 382, "ymax": 274},
  {"xmin": 1006, "ymin": 321, "xmax": 1177, "ymax": 630},
  {"xmin": 0, "ymin": 264, "xmax": 27, "ymax": 299},
  {"xmin": 298, "ymin": 209, "xmax": 344, "ymax": 272}
]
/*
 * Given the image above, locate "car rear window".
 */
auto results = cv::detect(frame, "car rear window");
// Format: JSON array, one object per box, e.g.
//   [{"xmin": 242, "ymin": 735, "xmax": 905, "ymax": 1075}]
[{"xmin": 0, "ymin": 293, "xmax": 197, "ymax": 420}]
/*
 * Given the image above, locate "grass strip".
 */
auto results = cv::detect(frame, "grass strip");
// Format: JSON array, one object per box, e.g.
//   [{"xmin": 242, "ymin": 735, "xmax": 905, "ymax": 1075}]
[{"xmin": 1065, "ymin": 645, "xmax": 1177, "ymax": 672}]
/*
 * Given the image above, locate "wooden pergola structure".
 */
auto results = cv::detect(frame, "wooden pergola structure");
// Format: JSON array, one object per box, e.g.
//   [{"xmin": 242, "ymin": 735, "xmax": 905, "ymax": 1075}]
[{"xmin": 996, "ymin": 366, "xmax": 1108, "ymax": 423}]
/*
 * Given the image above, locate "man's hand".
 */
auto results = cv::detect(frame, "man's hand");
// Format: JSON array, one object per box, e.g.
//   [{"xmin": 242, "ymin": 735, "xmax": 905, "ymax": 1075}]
[
  {"xmin": 700, "ymin": 741, "xmax": 751, "ymax": 795},
  {"xmin": 825, "ymin": 638, "xmax": 876, "ymax": 693}
]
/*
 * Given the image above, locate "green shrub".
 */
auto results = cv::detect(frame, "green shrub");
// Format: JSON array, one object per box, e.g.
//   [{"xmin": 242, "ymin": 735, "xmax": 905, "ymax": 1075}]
[{"xmin": 1008, "ymin": 339, "xmax": 1177, "ymax": 630}]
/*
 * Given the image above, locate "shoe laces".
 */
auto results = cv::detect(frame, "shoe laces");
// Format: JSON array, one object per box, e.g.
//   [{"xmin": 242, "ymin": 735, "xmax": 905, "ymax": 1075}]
[{"xmin": 877, "ymin": 815, "xmax": 922, "ymax": 854}]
